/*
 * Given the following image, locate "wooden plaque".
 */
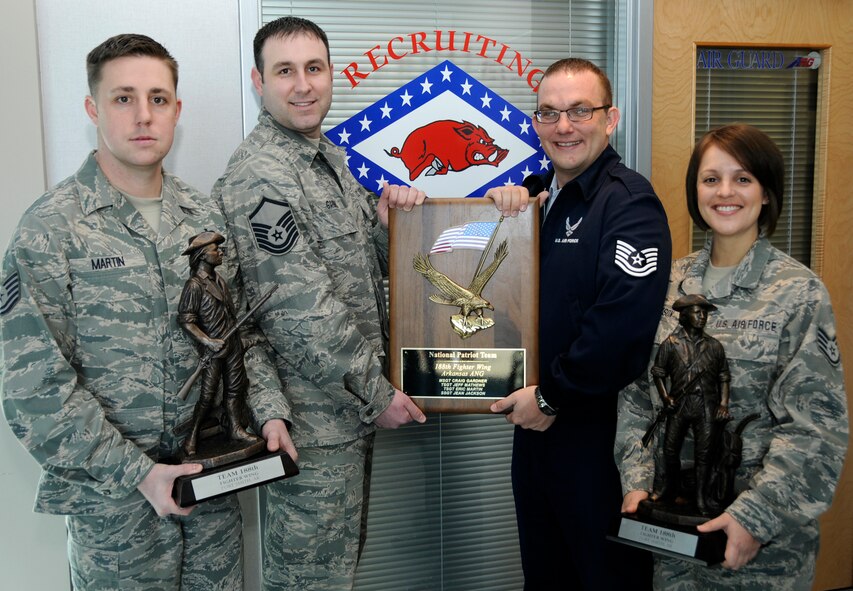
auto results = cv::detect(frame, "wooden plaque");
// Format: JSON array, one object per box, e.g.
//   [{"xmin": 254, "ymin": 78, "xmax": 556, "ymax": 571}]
[{"xmin": 389, "ymin": 198, "xmax": 539, "ymax": 413}]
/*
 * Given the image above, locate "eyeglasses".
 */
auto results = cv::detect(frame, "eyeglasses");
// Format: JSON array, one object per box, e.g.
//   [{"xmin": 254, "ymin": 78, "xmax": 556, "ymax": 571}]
[{"xmin": 533, "ymin": 105, "xmax": 611, "ymax": 124}]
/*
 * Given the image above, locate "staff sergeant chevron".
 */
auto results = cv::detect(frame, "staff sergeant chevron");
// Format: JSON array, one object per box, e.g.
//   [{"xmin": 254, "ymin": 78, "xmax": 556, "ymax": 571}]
[{"xmin": 614, "ymin": 239, "xmax": 659, "ymax": 278}]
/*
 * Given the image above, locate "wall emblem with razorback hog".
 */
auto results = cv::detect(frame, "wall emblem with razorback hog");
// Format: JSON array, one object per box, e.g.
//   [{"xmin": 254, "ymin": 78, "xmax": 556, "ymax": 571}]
[
  {"xmin": 386, "ymin": 119, "xmax": 508, "ymax": 181},
  {"xmin": 328, "ymin": 60, "xmax": 546, "ymax": 197}
]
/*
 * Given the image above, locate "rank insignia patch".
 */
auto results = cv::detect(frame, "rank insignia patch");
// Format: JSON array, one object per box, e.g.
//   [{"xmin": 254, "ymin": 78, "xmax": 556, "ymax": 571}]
[
  {"xmin": 817, "ymin": 327, "xmax": 841, "ymax": 367},
  {"xmin": 1, "ymin": 272, "xmax": 21, "ymax": 315},
  {"xmin": 614, "ymin": 240, "xmax": 659, "ymax": 278},
  {"xmin": 249, "ymin": 197, "xmax": 299, "ymax": 256}
]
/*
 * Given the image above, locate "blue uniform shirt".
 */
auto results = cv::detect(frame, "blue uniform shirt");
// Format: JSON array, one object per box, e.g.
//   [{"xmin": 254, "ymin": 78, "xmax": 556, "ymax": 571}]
[{"xmin": 538, "ymin": 144, "xmax": 671, "ymax": 424}]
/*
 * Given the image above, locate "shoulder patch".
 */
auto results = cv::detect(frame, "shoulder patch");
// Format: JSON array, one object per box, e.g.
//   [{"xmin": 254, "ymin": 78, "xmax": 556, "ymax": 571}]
[
  {"xmin": 615, "ymin": 240, "xmax": 658, "ymax": 277},
  {"xmin": 248, "ymin": 197, "xmax": 299, "ymax": 256},
  {"xmin": 816, "ymin": 327, "xmax": 841, "ymax": 367},
  {"xmin": 1, "ymin": 272, "xmax": 21, "ymax": 315}
]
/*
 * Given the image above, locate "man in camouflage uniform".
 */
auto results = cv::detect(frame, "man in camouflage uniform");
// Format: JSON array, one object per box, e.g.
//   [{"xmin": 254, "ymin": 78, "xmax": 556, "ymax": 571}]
[
  {"xmin": 212, "ymin": 16, "xmax": 426, "ymax": 591},
  {"xmin": 616, "ymin": 236, "xmax": 848, "ymax": 590},
  {"xmin": 0, "ymin": 34, "xmax": 294, "ymax": 590}
]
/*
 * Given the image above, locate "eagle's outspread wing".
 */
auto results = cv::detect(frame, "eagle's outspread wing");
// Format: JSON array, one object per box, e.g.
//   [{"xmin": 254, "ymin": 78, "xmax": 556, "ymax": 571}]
[
  {"xmin": 468, "ymin": 239, "xmax": 509, "ymax": 296},
  {"xmin": 413, "ymin": 252, "xmax": 474, "ymax": 306}
]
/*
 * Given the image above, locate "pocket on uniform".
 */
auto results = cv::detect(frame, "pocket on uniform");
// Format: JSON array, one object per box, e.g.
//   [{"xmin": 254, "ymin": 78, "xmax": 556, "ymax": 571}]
[
  {"xmin": 724, "ymin": 330, "xmax": 779, "ymax": 365},
  {"xmin": 263, "ymin": 469, "xmax": 347, "ymax": 565},
  {"xmin": 105, "ymin": 406, "xmax": 163, "ymax": 455},
  {"xmin": 69, "ymin": 255, "xmax": 151, "ymax": 304},
  {"xmin": 69, "ymin": 257, "xmax": 157, "ymax": 371},
  {"xmin": 313, "ymin": 208, "xmax": 361, "ymax": 261},
  {"xmin": 313, "ymin": 207, "xmax": 358, "ymax": 242},
  {"xmin": 67, "ymin": 515, "xmax": 120, "ymax": 586},
  {"xmin": 69, "ymin": 257, "xmax": 154, "ymax": 339}
]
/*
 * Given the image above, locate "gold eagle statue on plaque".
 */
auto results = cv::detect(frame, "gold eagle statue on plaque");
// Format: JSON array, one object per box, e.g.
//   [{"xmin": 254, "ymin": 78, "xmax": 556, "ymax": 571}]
[{"xmin": 413, "ymin": 221, "xmax": 508, "ymax": 339}]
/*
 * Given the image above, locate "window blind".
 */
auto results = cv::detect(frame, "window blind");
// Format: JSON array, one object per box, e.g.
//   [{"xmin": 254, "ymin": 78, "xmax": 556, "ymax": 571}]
[
  {"xmin": 263, "ymin": 1, "xmax": 621, "ymax": 151},
  {"xmin": 692, "ymin": 50, "xmax": 819, "ymax": 266},
  {"xmin": 257, "ymin": 2, "xmax": 619, "ymax": 589}
]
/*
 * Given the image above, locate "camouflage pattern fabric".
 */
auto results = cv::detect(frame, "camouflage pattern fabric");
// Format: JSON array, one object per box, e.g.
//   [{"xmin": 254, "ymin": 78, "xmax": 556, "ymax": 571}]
[
  {"xmin": 653, "ymin": 532, "xmax": 815, "ymax": 591},
  {"xmin": 212, "ymin": 110, "xmax": 395, "ymax": 449},
  {"xmin": 616, "ymin": 237, "xmax": 848, "ymax": 588},
  {"xmin": 212, "ymin": 109, "xmax": 395, "ymax": 590},
  {"xmin": 260, "ymin": 438, "xmax": 370, "ymax": 590},
  {"xmin": 0, "ymin": 152, "xmax": 288, "ymax": 585},
  {"xmin": 67, "ymin": 496, "xmax": 242, "ymax": 590}
]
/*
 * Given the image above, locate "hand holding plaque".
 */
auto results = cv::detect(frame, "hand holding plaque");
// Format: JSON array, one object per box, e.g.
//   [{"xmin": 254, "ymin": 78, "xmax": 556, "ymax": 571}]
[{"xmin": 171, "ymin": 231, "xmax": 297, "ymax": 507}]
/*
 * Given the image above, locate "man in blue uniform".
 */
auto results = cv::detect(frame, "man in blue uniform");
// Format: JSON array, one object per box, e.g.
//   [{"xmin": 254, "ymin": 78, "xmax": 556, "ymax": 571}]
[{"xmin": 487, "ymin": 58, "xmax": 671, "ymax": 589}]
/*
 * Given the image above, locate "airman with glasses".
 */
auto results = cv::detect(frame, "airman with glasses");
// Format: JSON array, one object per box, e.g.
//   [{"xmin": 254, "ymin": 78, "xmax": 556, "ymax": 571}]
[{"xmin": 484, "ymin": 58, "xmax": 669, "ymax": 590}]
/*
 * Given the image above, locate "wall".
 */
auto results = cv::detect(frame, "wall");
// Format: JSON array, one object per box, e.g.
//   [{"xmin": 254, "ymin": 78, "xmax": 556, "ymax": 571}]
[
  {"xmin": 0, "ymin": 2, "xmax": 69, "ymax": 589},
  {"xmin": 36, "ymin": 0, "xmax": 246, "ymax": 193}
]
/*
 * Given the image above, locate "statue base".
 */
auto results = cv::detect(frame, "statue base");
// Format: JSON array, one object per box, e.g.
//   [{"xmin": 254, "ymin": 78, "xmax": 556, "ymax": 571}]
[
  {"xmin": 607, "ymin": 500, "xmax": 726, "ymax": 565},
  {"xmin": 172, "ymin": 444, "xmax": 299, "ymax": 507}
]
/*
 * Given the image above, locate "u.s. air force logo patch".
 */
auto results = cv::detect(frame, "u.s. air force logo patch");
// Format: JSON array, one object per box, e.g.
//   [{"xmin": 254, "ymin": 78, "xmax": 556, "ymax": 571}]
[
  {"xmin": 565, "ymin": 216, "xmax": 582, "ymax": 238},
  {"xmin": 249, "ymin": 197, "xmax": 299, "ymax": 256},
  {"xmin": 1, "ymin": 272, "xmax": 21, "ymax": 315},
  {"xmin": 614, "ymin": 240, "xmax": 658, "ymax": 277},
  {"xmin": 817, "ymin": 327, "xmax": 841, "ymax": 367}
]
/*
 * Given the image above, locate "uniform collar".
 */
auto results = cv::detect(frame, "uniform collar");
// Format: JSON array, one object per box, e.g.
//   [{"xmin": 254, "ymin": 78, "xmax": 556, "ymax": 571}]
[
  {"xmin": 546, "ymin": 144, "xmax": 622, "ymax": 203},
  {"xmin": 681, "ymin": 236, "xmax": 774, "ymax": 297},
  {"xmin": 75, "ymin": 151, "xmax": 117, "ymax": 216},
  {"xmin": 731, "ymin": 236, "xmax": 773, "ymax": 289},
  {"xmin": 258, "ymin": 108, "xmax": 347, "ymax": 180},
  {"xmin": 75, "ymin": 151, "xmax": 196, "ymax": 239}
]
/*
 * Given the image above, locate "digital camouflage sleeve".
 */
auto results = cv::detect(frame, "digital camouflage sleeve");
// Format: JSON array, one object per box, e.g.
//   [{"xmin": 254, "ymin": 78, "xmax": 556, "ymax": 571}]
[
  {"xmin": 212, "ymin": 112, "xmax": 394, "ymax": 448},
  {"xmin": 0, "ymin": 154, "xmax": 287, "ymax": 514}
]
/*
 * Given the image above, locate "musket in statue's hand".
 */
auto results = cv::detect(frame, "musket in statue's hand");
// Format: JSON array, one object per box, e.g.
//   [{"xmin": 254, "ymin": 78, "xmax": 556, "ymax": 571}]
[
  {"xmin": 202, "ymin": 337, "xmax": 227, "ymax": 358},
  {"xmin": 642, "ymin": 403, "xmax": 677, "ymax": 449},
  {"xmin": 177, "ymin": 285, "xmax": 279, "ymax": 400}
]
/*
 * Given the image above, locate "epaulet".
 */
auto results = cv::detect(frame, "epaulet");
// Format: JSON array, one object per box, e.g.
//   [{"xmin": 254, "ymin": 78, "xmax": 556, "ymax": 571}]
[{"xmin": 608, "ymin": 164, "xmax": 654, "ymax": 196}]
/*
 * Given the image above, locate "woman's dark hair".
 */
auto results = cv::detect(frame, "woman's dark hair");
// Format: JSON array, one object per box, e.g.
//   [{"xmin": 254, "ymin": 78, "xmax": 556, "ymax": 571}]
[{"xmin": 685, "ymin": 123, "xmax": 784, "ymax": 237}]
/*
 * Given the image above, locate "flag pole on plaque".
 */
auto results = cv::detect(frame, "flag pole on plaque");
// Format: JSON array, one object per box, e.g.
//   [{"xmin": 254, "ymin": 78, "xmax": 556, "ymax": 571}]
[{"xmin": 472, "ymin": 216, "xmax": 504, "ymax": 280}]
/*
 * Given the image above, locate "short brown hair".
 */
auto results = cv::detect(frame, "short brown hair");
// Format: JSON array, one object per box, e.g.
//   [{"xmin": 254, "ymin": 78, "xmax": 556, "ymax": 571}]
[
  {"xmin": 685, "ymin": 124, "xmax": 784, "ymax": 237},
  {"xmin": 86, "ymin": 34, "xmax": 178, "ymax": 96},
  {"xmin": 540, "ymin": 58, "xmax": 613, "ymax": 107},
  {"xmin": 253, "ymin": 16, "xmax": 330, "ymax": 78}
]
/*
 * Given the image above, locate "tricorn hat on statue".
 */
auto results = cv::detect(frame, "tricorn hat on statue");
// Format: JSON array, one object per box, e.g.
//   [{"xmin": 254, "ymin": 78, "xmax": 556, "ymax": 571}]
[
  {"xmin": 182, "ymin": 231, "xmax": 225, "ymax": 256},
  {"xmin": 673, "ymin": 293, "xmax": 717, "ymax": 312}
]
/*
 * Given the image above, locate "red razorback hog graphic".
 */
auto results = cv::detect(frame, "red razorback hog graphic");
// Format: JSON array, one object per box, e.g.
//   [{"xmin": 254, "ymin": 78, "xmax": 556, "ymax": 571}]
[{"xmin": 386, "ymin": 120, "xmax": 509, "ymax": 181}]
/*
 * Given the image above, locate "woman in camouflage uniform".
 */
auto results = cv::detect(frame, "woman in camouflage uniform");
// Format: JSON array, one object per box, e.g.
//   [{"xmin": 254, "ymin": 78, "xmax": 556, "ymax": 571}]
[{"xmin": 616, "ymin": 124, "xmax": 848, "ymax": 590}]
